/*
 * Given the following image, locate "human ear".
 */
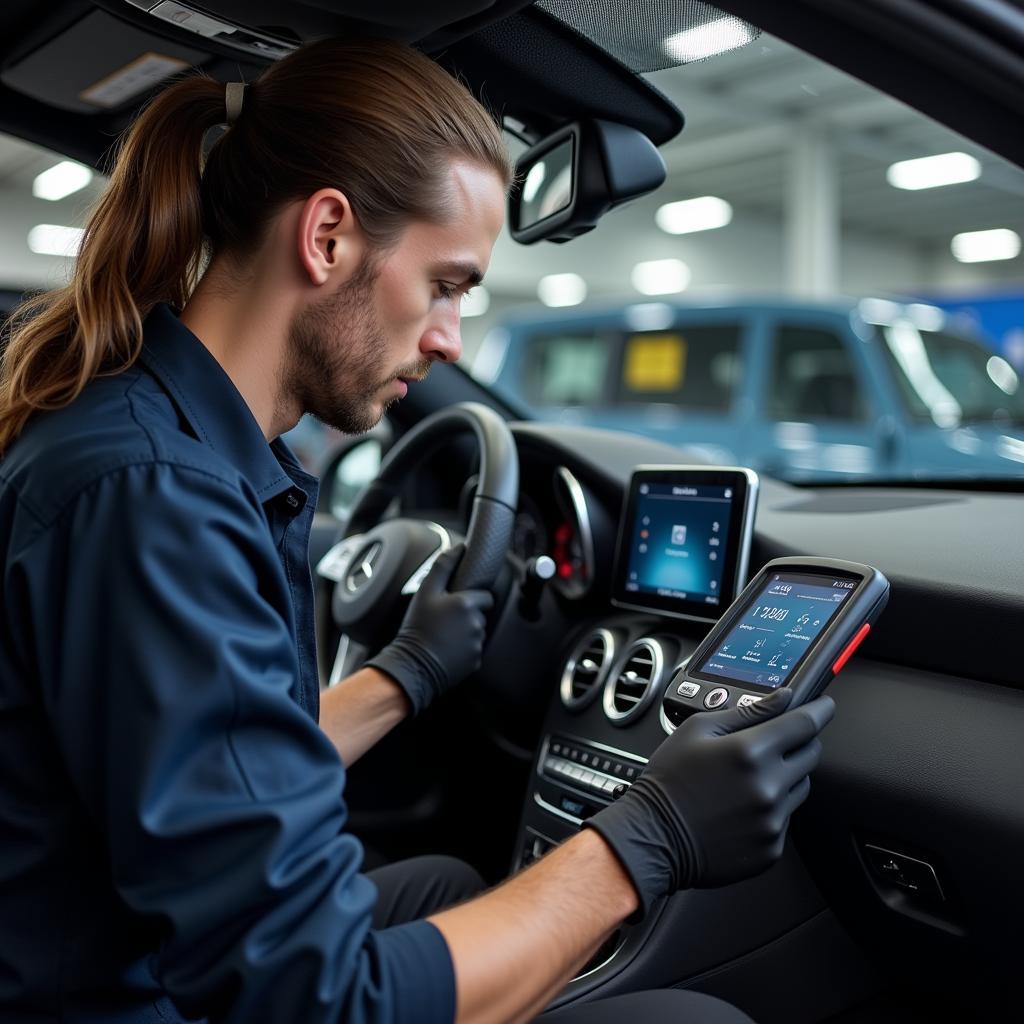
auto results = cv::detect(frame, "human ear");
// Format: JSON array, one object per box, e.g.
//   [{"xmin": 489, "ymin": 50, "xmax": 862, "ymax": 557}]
[{"xmin": 296, "ymin": 188, "xmax": 364, "ymax": 286}]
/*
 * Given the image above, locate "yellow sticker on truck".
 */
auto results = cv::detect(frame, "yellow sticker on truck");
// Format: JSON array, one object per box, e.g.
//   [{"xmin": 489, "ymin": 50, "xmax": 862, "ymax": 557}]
[{"xmin": 624, "ymin": 333, "xmax": 687, "ymax": 391}]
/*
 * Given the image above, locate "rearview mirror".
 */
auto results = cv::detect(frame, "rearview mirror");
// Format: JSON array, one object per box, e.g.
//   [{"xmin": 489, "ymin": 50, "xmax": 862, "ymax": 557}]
[{"xmin": 509, "ymin": 120, "xmax": 666, "ymax": 244}]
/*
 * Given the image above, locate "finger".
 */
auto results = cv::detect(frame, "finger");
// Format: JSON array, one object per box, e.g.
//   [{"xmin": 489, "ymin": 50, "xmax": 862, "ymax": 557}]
[
  {"xmin": 778, "ymin": 775, "xmax": 812, "ymax": 821},
  {"xmin": 799, "ymin": 694, "xmax": 836, "ymax": 733},
  {"xmin": 749, "ymin": 694, "xmax": 835, "ymax": 756},
  {"xmin": 780, "ymin": 737, "xmax": 823, "ymax": 781},
  {"xmin": 418, "ymin": 543, "xmax": 465, "ymax": 594},
  {"xmin": 705, "ymin": 687, "xmax": 793, "ymax": 736},
  {"xmin": 459, "ymin": 588, "xmax": 494, "ymax": 612}
]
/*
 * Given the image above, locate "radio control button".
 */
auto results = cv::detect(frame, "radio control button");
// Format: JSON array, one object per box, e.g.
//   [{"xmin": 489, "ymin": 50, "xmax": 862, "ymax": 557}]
[
  {"xmin": 676, "ymin": 681, "xmax": 701, "ymax": 699},
  {"xmin": 737, "ymin": 694, "xmax": 763, "ymax": 708},
  {"xmin": 704, "ymin": 688, "xmax": 729, "ymax": 710}
]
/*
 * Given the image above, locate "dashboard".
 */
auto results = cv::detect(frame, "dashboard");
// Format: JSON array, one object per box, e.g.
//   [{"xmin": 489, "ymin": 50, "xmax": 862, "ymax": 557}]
[
  {"xmin": 458, "ymin": 421, "xmax": 1024, "ymax": 1018},
  {"xmin": 383, "ymin": 417, "xmax": 1024, "ymax": 1016}
]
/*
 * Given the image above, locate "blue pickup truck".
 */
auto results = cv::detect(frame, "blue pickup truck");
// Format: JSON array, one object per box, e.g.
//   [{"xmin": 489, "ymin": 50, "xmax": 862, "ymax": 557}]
[{"xmin": 472, "ymin": 298, "xmax": 1024, "ymax": 480}]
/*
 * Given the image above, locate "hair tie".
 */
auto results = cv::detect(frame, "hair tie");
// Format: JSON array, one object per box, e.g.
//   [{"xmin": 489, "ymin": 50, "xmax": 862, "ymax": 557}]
[{"xmin": 225, "ymin": 82, "xmax": 246, "ymax": 126}]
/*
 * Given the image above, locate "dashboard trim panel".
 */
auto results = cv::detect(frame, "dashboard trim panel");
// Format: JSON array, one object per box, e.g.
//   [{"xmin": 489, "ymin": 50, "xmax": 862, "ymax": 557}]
[{"xmin": 554, "ymin": 465, "xmax": 596, "ymax": 597}]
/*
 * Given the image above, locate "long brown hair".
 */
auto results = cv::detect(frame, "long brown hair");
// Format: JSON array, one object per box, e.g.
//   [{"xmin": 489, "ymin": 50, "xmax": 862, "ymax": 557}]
[{"xmin": 0, "ymin": 38, "xmax": 511, "ymax": 454}]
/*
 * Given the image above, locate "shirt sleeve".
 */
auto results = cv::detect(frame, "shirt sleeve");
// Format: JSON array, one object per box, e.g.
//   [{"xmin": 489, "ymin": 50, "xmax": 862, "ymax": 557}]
[{"xmin": 14, "ymin": 461, "xmax": 456, "ymax": 1024}]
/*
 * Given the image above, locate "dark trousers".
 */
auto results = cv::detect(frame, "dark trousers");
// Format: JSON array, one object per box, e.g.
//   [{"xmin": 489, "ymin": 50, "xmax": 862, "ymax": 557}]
[{"xmin": 367, "ymin": 856, "xmax": 755, "ymax": 1023}]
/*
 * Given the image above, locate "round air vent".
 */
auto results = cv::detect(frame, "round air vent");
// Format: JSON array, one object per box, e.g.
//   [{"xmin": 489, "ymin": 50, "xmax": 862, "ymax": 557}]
[
  {"xmin": 603, "ymin": 638, "xmax": 665, "ymax": 725},
  {"xmin": 560, "ymin": 628, "xmax": 616, "ymax": 710}
]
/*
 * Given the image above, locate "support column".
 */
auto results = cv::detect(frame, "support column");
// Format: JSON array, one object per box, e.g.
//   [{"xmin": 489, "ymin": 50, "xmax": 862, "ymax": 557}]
[{"xmin": 785, "ymin": 129, "xmax": 839, "ymax": 298}]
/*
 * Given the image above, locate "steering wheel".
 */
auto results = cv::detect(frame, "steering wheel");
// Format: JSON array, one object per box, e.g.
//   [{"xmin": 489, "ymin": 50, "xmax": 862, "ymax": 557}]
[{"xmin": 316, "ymin": 402, "xmax": 519, "ymax": 685}]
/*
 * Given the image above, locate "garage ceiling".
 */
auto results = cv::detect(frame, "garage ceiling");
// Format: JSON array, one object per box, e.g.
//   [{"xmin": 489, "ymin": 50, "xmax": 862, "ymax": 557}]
[{"xmin": 0, "ymin": 33, "xmax": 1021, "ymax": 295}]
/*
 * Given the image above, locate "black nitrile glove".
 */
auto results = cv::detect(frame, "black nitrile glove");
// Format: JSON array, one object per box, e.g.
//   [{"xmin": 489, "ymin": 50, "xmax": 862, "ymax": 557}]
[
  {"xmin": 586, "ymin": 688, "xmax": 835, "ymax": 916},
  {"xmin": 366, "ymin": 543, "xmax": 493, "ymax": 715}
]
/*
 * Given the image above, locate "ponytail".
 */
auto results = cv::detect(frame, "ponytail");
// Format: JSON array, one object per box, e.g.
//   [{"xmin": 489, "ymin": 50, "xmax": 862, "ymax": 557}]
[
  {"xmin": 0, "ymin": 75, "xmax": 227, "ymax": 454},
  {"xmin": 0, "ymin": 38, "xmax": 512, "ymax": 455}
]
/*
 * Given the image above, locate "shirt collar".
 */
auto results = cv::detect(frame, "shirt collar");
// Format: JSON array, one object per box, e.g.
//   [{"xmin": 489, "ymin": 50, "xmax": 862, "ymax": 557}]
[{"xmin": 138, "ymin": 303, "xmax": 295, "ymax": 502}]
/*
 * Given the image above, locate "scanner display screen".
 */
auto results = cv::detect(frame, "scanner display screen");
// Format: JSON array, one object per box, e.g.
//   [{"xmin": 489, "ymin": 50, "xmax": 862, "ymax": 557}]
[{"xmin": 693, "ymin": 572, "xmax": 855, "ymax": 688}]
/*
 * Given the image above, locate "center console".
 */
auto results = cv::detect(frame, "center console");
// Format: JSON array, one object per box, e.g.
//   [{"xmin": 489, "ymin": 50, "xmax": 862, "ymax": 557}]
[{"xmin": 512, "ymin": 467, "xmax": 771, "ymax": 992}]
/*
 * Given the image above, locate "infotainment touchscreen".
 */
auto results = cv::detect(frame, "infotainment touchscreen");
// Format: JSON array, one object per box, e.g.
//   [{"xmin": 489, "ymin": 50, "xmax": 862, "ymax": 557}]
[
  {"xmin": 692, "ymin": 572, "xmax": 856, "ymax": 689},
  {"xmin": 611, "ymin": 466, "xmax": 758, "ymax": 622}
]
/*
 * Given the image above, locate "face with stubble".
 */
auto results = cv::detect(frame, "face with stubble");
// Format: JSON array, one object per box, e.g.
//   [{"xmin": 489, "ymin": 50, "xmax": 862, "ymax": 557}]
[{"xmin": 282, "ymin": 159, "xmax": 507, "ymax": 435}]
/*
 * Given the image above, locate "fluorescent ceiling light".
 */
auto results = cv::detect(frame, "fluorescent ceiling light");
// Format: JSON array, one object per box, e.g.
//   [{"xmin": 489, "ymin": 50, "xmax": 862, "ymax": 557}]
[
  {"xmin": 858, "ymin": 297, "xmax": 901, "ymax": 326},
  {"xmin": 884, "ymin": 321, "xmax": 962, "ymax": 428},
  {"xmin": 625, "ymin": 303, "xmax": 675, "ymax": 332},
  {"xmin": 32, "ymin": 161, "xmax": 93, "ymax": 201},
  {"xmin": 987, "ymin": 356, "xmax": 1019, "ymax": 396},
  {"xmin": 906, "ymin": 303, "xmax": 945, "ymax": 332},
  {"xmin": 663, "ymin": 18, "xmax": 754, "ymax": 63},
  {"xmin": 522, "ymin": 163, "xmax": 546, "ymax": 204},
  {"xmin": 886, "ymin": 152, "xmax": 980, "ymax": 191},
  {"xmin": 461, "ymin": 286, "xmax": 490, "ymax": 318},
  {"xmin": 538, "ymin": 273, "xmax": 586, "ymax": 308},
  {"xmin": 27, "ymin": 224, "xmax": 84, "ymax": 257},
  {"xmin": 631, "ymin": 259, "xmax": 691, "ymax": 296},
  {"xmin": 656, "ymin": 196, "xmax": 732, "ymax": 235},
  {"xmin": 951, "ymin": 228, "xmax": 1021, "ymax": 263}
]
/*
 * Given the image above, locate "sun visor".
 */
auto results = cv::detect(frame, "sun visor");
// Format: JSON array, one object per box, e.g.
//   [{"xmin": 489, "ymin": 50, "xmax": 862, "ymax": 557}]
[{"xmin": 1, "ymin": 10, "xmax": 208, "ymax": 114}]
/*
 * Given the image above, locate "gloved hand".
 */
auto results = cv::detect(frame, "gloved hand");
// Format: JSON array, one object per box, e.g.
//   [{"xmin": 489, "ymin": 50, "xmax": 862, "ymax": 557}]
[
  {"xmin": 586, "ymin": 687, "xmax": 834, "ymax": 916},
  {"xmin": 365, "ymin": 543, "xmax": 493, "ymax": 715}
]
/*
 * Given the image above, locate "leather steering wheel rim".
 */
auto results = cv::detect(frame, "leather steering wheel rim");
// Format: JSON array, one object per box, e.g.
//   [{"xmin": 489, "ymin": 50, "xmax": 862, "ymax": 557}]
[{"xmin": 344, "ymin": 401, "xmax": 519, "ymax": 592}]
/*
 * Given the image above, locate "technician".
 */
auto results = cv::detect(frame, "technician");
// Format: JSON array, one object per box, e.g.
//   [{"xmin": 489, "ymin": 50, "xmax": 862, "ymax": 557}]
[{"xmin": 0, "ymin": 37, "xmax": 833, "ymax": 1024}]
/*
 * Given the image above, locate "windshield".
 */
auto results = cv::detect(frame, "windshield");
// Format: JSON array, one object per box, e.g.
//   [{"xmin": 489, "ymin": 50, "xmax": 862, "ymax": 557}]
[
  {"xmin": 2, "ymin": 10, "xmax": 1022, "ymax": 480},
  {"xmin": 877, "ymin": 323, "xmax": 1024, "ymax": 428},
  {"xmin": 467, "ymin": 15, "xmax": 1024, "ymax": 483}
]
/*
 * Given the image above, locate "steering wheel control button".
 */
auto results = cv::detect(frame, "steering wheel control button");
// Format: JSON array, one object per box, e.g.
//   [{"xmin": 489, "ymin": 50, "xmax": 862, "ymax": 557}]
[
  {"xmin": 704, "ymin": 687, "xmax": 729, "ymax": 710},
  {"xmin": 676, "ymin": 681, "xmax": 701, "ymax": 699},
  {"xmin": 737, "ymin": 694, "xmax": 763, "ymax": 708},
  {"xmin": 832, "ymin": 622, "xmax": 872, "ymax": 675}
]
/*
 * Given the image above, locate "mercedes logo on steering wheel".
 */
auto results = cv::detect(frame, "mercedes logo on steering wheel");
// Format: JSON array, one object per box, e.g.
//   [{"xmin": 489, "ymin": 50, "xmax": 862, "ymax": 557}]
[{"xmin": 345, "ymin": 541, "xmax": 383, "ymax": 594}]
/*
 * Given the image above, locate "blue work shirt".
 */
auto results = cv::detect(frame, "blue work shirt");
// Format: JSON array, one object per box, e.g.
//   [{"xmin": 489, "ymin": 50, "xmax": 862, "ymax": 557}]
[{"xmin": 0, "ymin": 305, "xmax": 455, "ymax": 1023}]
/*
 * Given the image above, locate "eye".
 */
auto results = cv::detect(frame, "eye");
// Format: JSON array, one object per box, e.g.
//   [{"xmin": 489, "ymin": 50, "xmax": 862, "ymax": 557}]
[{"xmin": 435, "ymin": 281, "xmax": 459, "ymax": 301}]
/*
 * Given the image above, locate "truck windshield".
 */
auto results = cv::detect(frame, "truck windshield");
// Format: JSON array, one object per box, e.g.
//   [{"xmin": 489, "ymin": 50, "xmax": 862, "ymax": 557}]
[{"xmin": 878, "ymin": 324, "xmax": 1024, "ymax": 428}]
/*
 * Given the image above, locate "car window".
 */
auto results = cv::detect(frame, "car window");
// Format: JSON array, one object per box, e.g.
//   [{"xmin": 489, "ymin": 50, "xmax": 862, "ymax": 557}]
[
  {"xmin": 522, "ymin": 332, "xmax": 613, "ymax": 406},
  {"xmin": 768, "ymin": 325, "xmax": 868, "ymax": 423},
  {"xmin": 877, "ymin": 324, "xmax": 1024, "ymax": 427},
  {"xmin": 616, "ymin": 325, "xmax": 740, "ymax": 411}
]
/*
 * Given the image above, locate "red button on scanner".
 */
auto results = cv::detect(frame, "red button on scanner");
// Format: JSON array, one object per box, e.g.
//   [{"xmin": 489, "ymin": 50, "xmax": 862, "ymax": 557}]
[{"xmin": 831, "ymin": 623, "xmax": 871, "ymax": 676}]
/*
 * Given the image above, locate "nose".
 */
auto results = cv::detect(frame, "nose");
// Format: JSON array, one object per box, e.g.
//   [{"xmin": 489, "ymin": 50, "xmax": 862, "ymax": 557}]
[{"xmin": 420, "ymin": 308, "xmax": 463, "ymax": 364}]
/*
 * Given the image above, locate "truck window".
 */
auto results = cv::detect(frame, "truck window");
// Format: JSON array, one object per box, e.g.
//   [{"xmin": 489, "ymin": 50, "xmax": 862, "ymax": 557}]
[
  {"xmin": 522, "ymin": 332, "xmax": 613, "ymax": 407},
  {"xmin": 768, "ymin": 325, "xmax": 868, "ymax": 422},
  {"xmin": 615, "ymin": 325, "xmax": 741, "ymax": 412}
]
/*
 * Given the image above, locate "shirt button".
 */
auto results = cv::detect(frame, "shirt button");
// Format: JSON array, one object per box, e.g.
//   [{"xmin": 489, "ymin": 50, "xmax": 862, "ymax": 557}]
[{"xmin": 285, "ymin": 492, "xmax": 300, "ymax": 509}]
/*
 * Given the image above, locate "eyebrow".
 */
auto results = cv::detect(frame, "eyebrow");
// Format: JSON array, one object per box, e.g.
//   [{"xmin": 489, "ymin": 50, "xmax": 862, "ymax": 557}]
[{"xmin": 433, "ymin": 261, "xmax": 484, "ymax": 287}]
